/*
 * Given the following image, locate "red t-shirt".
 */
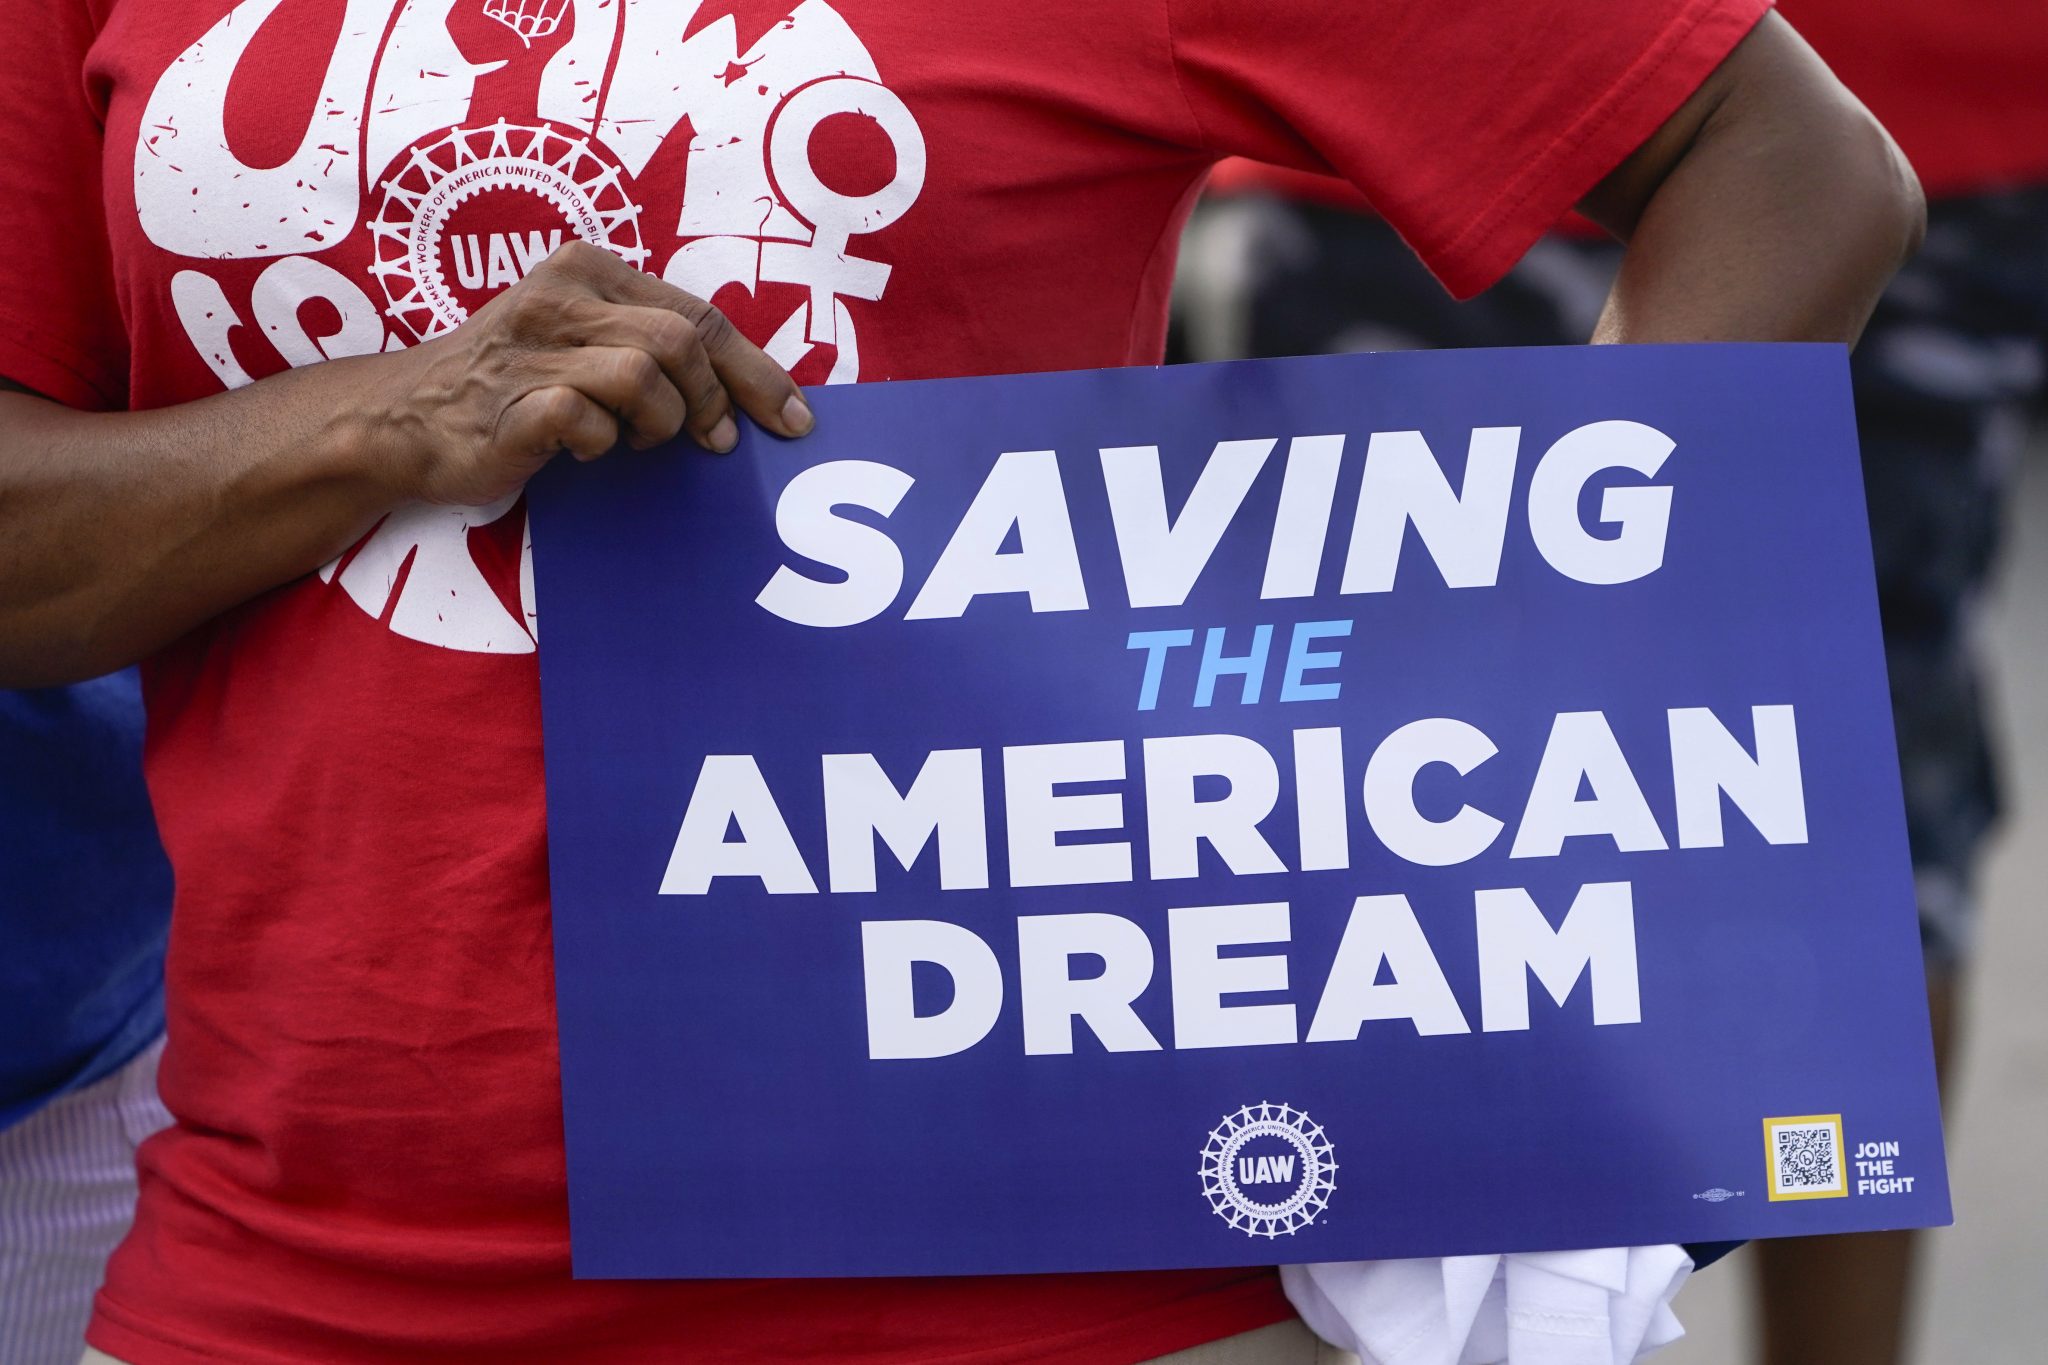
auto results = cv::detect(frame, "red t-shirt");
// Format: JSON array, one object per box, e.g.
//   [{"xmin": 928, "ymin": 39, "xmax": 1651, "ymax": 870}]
[
  {"xmin": 0, "ymin": 2, "xmax": 1765, "ymax": 1361},
  {"xmin": 1776, "ymin": 0, "xmax": 2048, "ymax": 196},
  {"xmin": 1215, "ymin": 0, "xmax": 2048, "ymax": 219}
]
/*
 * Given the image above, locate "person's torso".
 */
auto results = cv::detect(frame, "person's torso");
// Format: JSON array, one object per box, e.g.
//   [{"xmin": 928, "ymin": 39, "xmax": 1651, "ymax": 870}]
[{"xmin": 83, "ymin": 3, "xmax": 1285, "ymax": 1360}]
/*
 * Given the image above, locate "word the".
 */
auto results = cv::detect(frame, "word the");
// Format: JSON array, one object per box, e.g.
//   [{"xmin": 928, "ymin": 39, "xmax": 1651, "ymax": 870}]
[{"xmin": 1128, "ymin": 620, "xmax": 1353, "ymax": 709}]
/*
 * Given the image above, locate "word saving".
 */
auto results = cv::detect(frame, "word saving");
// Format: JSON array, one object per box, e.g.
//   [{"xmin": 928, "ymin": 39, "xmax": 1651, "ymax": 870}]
[{"xmin": 755, "ymin": 421, "xmax": 1673, "ymax": 627}]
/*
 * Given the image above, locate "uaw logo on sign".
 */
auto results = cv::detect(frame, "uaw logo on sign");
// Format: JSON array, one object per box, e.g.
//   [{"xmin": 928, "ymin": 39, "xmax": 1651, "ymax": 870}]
[
  {"xmin": 1199, "ymin": 1103, "xmax": 1337, "ymax": 1239},
  {"xmin": 132, "ymin": 0, "xmax": 924, "ymax": 653}
]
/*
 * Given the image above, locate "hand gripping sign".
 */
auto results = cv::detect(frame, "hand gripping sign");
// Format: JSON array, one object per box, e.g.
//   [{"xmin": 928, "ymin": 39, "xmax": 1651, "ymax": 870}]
[
  {"xmin": 528, "ymin": 345, "xmax": 1951, "ymax": 1278},
  {"xmin": 134, "ymin": 0, "xmax": 924, "ymax": 654}
]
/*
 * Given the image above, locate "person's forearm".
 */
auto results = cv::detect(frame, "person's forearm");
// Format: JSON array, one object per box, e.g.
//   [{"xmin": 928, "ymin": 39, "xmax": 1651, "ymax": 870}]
[
  {"xmin": 0, "ymin": 361, "xmax": 403, "ymax": 687},
  {"xmin": 1578, "ymin": 13, "xmax": 1925, "ymax": 346},
  {"xmin": 0, "ymin": 241, "xmax": 811, "ymax": 689}
]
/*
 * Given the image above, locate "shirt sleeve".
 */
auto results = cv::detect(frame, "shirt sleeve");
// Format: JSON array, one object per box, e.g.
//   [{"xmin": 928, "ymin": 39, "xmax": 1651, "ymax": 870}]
[
  {"xmin": 0, "ymin": 1, "xmax": 126, "ymax": 410},
  {"xmin": 1166, "ymin": 0, "xmax": 1773, "ymax": 298}
]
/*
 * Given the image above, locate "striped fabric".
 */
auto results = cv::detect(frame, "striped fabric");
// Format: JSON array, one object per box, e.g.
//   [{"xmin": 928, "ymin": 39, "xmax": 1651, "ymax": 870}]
[{"xmin": 0, "ymin": 1038, "xmax": 169, "ymax": 1365}]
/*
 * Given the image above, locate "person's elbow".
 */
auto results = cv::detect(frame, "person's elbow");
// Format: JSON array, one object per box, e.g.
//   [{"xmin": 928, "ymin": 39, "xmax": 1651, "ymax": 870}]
[
  {"xmin": 1833, "ymin": 99, "xmax": 1925, "ymax": 276},
  {"xmin": 1581, "ymin": 12, "xmax": 1931, "ymax": 346},
  {"xmin": 1709, "ymin": 16, "xmax": 1929, "ymax": 285},
  {"xmin": 1727, "ymin": 13, "xmax": 1928, "ymax": 296},
  {"xmin": 1889, "ymin": 141, "xmax": 1927, "ymax": 265}
]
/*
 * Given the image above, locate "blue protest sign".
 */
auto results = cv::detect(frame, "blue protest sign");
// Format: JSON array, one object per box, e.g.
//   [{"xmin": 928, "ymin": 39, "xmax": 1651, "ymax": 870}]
[{"xmin": 529, "ymin": 345, "xmax": 1950, "ymax": 1278}]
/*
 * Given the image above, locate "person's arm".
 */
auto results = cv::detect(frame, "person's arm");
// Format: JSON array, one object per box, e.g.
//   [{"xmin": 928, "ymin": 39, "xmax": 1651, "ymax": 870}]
[
  {"xmin": 1575, "ymin": 12, "xmax": 1924, "ymax": 344},
  {"xmin": 0, "ymin": 242, "xmax": 812, "ymax": 688}
]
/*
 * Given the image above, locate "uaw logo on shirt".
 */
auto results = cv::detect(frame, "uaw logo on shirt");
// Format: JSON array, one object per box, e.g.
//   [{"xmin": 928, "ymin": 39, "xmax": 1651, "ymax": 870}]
[
  {"xmin": 132, "ymin": 0, "xmax": 925, "ymax": 653},
  {"xmin": 1199, "ymin": 1103, "xmax": 1337, "ymax": 1239},
  {"xmin": 368, "ymin": 119, "xmax": 650, "ymax": 342}
]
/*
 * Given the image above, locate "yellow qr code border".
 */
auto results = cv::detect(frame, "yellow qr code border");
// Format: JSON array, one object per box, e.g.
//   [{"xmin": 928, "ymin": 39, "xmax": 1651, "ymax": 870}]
[{"xmin": 1764, "ymin": 1114, "xmax": 1849, "ymax": 1201}]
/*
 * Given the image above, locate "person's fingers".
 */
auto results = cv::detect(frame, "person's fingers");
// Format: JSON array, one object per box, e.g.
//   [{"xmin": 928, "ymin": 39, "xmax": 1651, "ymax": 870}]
[
  {"xmin": 561, "ymin": 244, "xmax": 814, "ymax": 439},
  {"xmin": 538, "ymin": 237, "xmax": 638, "ymax": 292},
  {"xmin": 689, "ymin": 302, "xmax": 815, "ymax": 441},
  {"xmin": 537, "ymin": 345, "xmax": 688, "ymax": 451},
  {"xmin": 498, "ymin": 385, "xmax": 621, "ymax": 463},
  {"xmin": 593, "ymin": 305, "xmax": 736, "ymax": 452}
]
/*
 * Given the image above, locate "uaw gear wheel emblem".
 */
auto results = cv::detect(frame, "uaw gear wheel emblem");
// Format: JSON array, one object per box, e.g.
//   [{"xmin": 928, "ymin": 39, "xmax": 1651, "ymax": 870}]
[
  {"xmin": 1199, "ymin": 1102, "xmax": 1337, "ymax": 1239},
  {"xmin": 367, "ymin": 120, "xmax": 648, "ymax": 341}
]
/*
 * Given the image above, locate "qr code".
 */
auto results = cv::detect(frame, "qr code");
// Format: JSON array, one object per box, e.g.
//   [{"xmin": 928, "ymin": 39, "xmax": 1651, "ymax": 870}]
[{"xmin": 1766, "ymin": 1116, "xmax": 1845, "ymax": 1199}]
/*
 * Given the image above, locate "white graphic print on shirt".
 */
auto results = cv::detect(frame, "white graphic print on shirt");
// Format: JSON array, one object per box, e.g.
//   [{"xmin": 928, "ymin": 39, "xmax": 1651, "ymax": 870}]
[{"xmin": 134, "ymin": 0, "xmax": 924, "ymax": 652}]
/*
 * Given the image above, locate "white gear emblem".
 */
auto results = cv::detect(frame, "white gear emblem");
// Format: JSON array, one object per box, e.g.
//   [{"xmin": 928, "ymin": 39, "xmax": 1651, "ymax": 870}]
[
  {"xmin": 367, "ymin": 120, "xmax": 647, "ymax": 341},
  {"xmin": 1199, "ymin": 1102, "xmax": 1337, "ymax": 1239}
]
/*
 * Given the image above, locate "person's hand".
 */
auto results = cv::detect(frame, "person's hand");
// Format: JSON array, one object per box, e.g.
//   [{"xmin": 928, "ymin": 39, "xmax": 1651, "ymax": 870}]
[{"xmin": 367, "ymin": 239, "xmax": 813, "ymax": 506}]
